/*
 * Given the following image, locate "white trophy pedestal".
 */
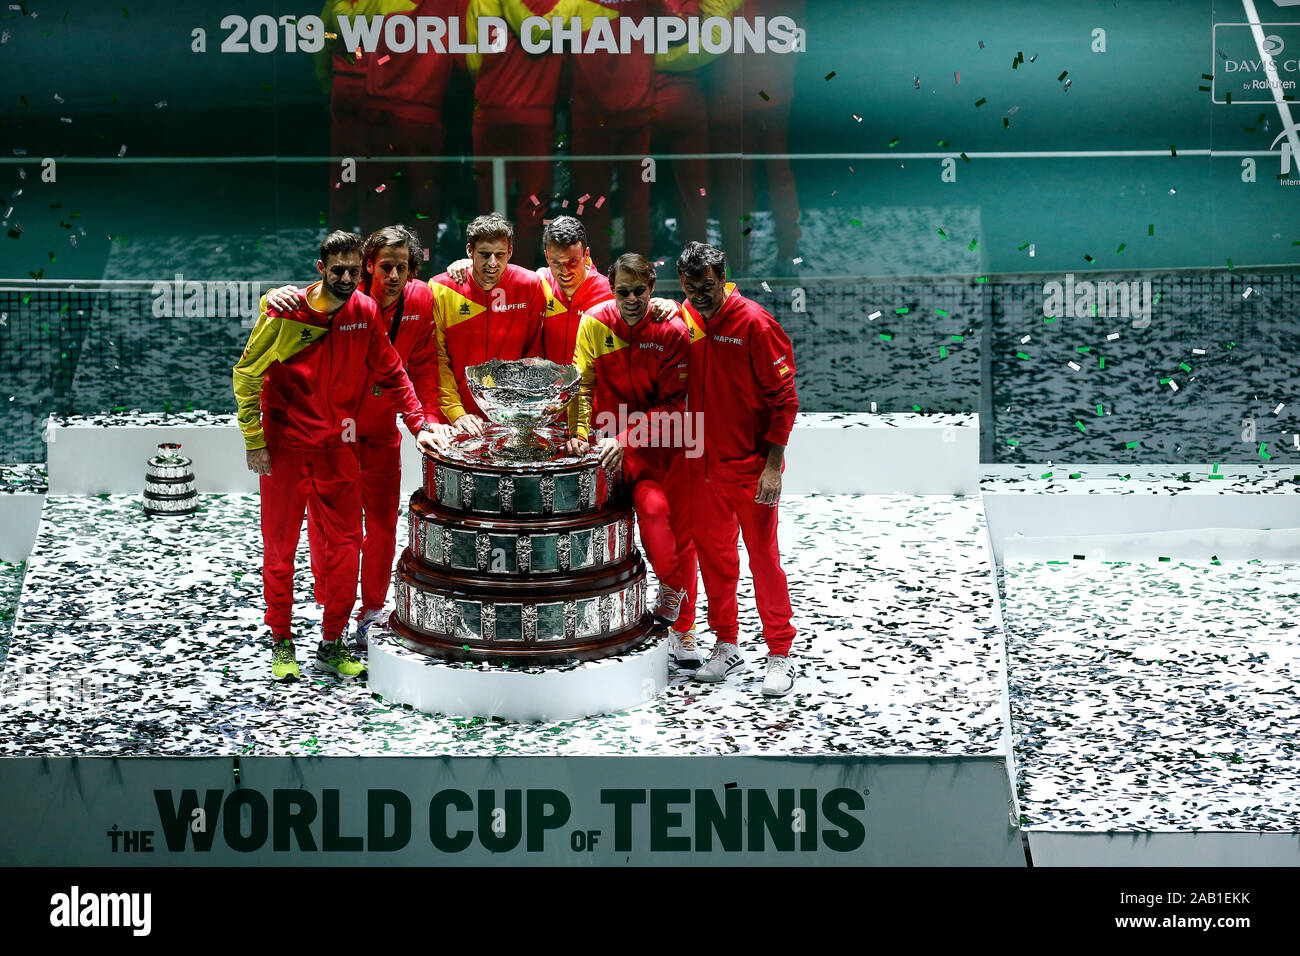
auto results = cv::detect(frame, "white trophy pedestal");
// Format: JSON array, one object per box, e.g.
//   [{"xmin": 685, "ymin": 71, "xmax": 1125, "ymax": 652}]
[{"xmin": 367, "ymin": 628, "xmax": 669, "ymax": 722}]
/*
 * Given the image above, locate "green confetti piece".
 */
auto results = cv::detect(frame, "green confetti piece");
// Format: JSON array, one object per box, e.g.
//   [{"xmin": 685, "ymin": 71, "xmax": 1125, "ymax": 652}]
[
  {"xmin": 1170, "ymin": 145, "xmax": 1177, "ymax": 155},
  {"xmin": 1043, "ymin": 315, "xmax": 1056, "ymax": 323},
  {"xmin": 974, "ymin": 97, "xmax": 987, "ymax": 107},
  {"xmin": 849, "ymin": 218, "xmax": 862, "ymax": 226},
  {"xmin": 1077, "ymin": 345, "xmax": 1091, "ymax": 352},
  {"xmin": 1041, "ymin": 472, "xmax": 1053, "ymax": 479},
  {"xmin": 122, "ymin": 6, "xmax": 129, "ymax": 18},
  {"xmin": 1116, "ymin": 242, "xmax": 1126, "ymax": 254},
  {"xmin": 939, "ymin": 345, "xmax": 947, "ymax": 359},
  {"xmin": 1158, "ymin": 556, "xmax": 1171, "ymax": 562},
  {"xmin": 1208, "ymin": 473, "xmax": 1224, "ymax": 480},
  {"xmin": 1075, "ymin": 421, "xmax": 1086, "ymax": 432},
  {"xmin": 1202, "ymin": 73, "xmax": 1213, "ymax": 80},
  {"xmin": 1003, "ymin": 117, "xmax": 1010, "ymax": 129},
  {"xmin": 937, "ymin": 227, "xmax": 947, "ymax": 237},
  {"xmin": 1198, "ymin": 86, "xmax": 1210, "ymax": 92},
  {"xmin": 976, "ymin": 276, "xmax": 988, "ymax": 283},
  {"xmin": 1153, "ymin": 292, "xmax": 1162, "ymax": 304},
  {"xmin": 1212, "ymin": 462, "xmax": 1219, "ymax": 473},
  {"xmin": 950, "ymin": 334, "xmax": 964, "ymax": 342},
  {"xmin": 758, "ymin": 90, "xmax": 770, "ymax": 101},
  {"xmin": 1226, "ymin": 92, "xmax": 1233, "ymax": 104},
  {"xmin": 1006, "ymin": 439, "xmax": 1019, "ymax": 446},
  {"xmin": 1017, "ymin": 241, "xmax": 1030, "ymax": 251},
  {"xmin": 960, "ymin": 152, "xmax": 970, "ymax": 163},
  {"xmin": 1227, "ymin": 341, "xmax": 1235, "ymax": 349},
  {"xmin": 1148, "ymin": 223, "xmax": 1154, "ymax": 235},
  {"xmin": 824, "ymin": 71, "xmax": 837, "ymax": 81},
  {"xmin": 888, "ymin": 137, "xmax": 900, "ymax": 147},
  {"xmin": 1159, "ymin": 377, "xmax": 1171, "ymax": 384},
  {"xmin": 1069, "ymin": 472, "xmax": 1082, "ymax": 479},
  {"xmin": 968, "ymin": 238, "xmax": 977, "ymax": 250},
  {"xmin": 1179, "ymin": 362, "xmax": 1191, "ymax": 371},
  {"xmin": 912, "ymin": 404, "xmax": 922, "ymax": 412},
  {"xmin": 936, "ymin": 308, "xmax": 948, "ymax": 317},
  {"xmin": 937, "ymin": 139, "xmax": 949, "ymax": 147},
  {"xmin": 1125, "ymin": 440, "xmax": 1140, "ymax": 448},
  {"xmin": 879, "ymin": 333, "xmax": 893, "ymax": 341},
  {"xmin": 1057, "ymin": 70, "xmax": 1068, "ymax": 81},
  {"xmin": 1016, "ymin": 351, "xmax": 1030, "ymax": 360},
  {"xmin": 1226, "ymin": 258, "xmax": 1234, "ymax": 269},
  {"xmin": 1096, "ymin": 404, "xmax": 1104, "ymax": 415},
  {"xmin": 1083, "ymin": 254, "xmax": 1094, "ymax": 263},
  {"xmin": 1259, "ymin": 443, "xmax": 1271, "ymax": 459},
  {"xmin": 895, "ymin": 306, "xmax": 909, "ymax": 314}
]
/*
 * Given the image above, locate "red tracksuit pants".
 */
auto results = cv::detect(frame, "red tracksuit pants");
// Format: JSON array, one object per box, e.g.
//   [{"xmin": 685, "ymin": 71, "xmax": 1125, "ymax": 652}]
[
  {"xmin": 627, "ymin": 453, "xmax": 696, "ymax": 631},
  {"xmin": 260, "ymin": 442, "xmax": 362, "ymax": 642},
  {"xmin": 309, "ymin": 432, "xmax": 403, "ymax": 619},
  {"xmin": 690, "ymin": 473, "xmax": 796, "ymax": 655}
]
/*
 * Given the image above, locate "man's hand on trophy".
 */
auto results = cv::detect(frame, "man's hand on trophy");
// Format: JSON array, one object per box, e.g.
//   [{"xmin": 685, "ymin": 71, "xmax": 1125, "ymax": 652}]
[
  {"xmin": 264, "ymin": 285, "xmax": 301, "ymax": 313},
  {"xmin": 455, "ymin": 413, "xmax": 485, "ymax": 437},
  {"xmin": 564, "ymin": 436, "xmax": 589, "ymax": 457},
  {"xmin": 446, "ymin": 258, "xmax": 472, "ymax": 284},
  {"xmin": 647, "ymin": 297, "xmax": 680, "ymax": 324},
  {"xmin": 418, "ymin": 422, "xmax": 454, "ymax": 453},
  {"xmin": 596, "ymin": 436, "xmax": 625, "ymax": 470},
  {"xmin": 246, "ymin": 447, "xmax": 272, "ymax": 476}
]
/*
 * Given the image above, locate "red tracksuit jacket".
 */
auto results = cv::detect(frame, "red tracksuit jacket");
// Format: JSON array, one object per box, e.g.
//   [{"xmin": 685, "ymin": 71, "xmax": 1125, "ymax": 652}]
[
  {"xmin": 429, "ymin": 264, "xmax": 548, "ymax": 421},
  {"xmin": 356, "ymin": 277, "xmax": 447, "ymax": 436},
  {"xmin": 234, "ymin": 284, "xmax": 427, "ymax": 451},
  {"xmin": 467, "ymin": 0, "xmax": 566, "ymax": 125},
  {"xmin": 569, "ymin": 0, "xmax": 661, "ymax": 128},
  {"xmin": 364, "ymin": 0, "xmax": 469, "ymax": 126},
  {"xmin": 681, "ymin": 284, "xmax": 799, "ymax": 484},
  {"xmin": 570, "ymin": 299, "xmax": 689, "ymax": 472},
  {"xmin": 538, "ymin": 264, "xmax": 613, "ymax": 365}
]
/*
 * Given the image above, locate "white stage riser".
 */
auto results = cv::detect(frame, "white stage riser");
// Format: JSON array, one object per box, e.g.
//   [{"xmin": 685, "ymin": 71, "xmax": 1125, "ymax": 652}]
[
  {"xmin": 0, "ymin": 494, "xmax": 43, "ymax": 562},
  {"xmin": 1028, "ymin": 832, "xmax": 1300, "ymax": 867},
  {"xmin": 44, "ymin": 413, "xmax": 980, "ymax": 497},
  {"xmin": 983, "ymin": 496, "xmax": 1300, "ymax": 566},
  {"xmin": 0, "ymin": 756, "xmax": 1023, "ymax": 866}
]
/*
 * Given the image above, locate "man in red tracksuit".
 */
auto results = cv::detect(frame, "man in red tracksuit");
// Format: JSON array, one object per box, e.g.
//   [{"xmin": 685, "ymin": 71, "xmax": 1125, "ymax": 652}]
[
  {"xmin": 234, "ymin": 231, "xmax": 442, "ymax": 682},
  {"xmin": 264, "ymin": 226, "xmax": 453, "ymax": 650},
  {"xmin": 675, "ymin": 240, "xmax": 799, "ymax": 696},
  {"xmin": 445, "ymin": 215, "xmax": 618, "ymax": 366},
  {"xmin": 535, "ymin": 216, "xmax": 614, "ymax": 365},
  {"xmin": 564, "ymin": 253, "xmax": 702, "ymax": 669},
  {"xmin": 429, "ymin": 212, "xmax": 548, "ymax": 431}
]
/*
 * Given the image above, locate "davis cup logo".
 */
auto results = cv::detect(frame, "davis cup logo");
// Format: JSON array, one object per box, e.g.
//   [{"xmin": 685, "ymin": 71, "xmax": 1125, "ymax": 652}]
[{"xmin": 1262, "ymin": 34, "xmax": 1284, "ymax": 58}]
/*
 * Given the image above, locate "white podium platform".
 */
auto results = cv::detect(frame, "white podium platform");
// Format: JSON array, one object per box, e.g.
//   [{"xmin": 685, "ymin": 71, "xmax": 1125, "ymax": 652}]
[
  {"xmin": 367, "ymin": 629, "xmax": 669, "ymax": 723},
  {"xmin": 43, "ymin": 411, "xmax": 982, "ymax": 498}
]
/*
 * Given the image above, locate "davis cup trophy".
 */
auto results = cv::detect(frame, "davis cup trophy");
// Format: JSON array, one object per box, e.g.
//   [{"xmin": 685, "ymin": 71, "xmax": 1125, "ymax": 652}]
[{"xmin": 387, "ymin": 358, "xmax": 658, "ymax": 666}]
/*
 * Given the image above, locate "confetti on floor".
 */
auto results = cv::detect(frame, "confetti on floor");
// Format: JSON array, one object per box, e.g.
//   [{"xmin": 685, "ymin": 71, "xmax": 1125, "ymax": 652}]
[
  {"xmin": 1005, "ymin": 544, "xmax": 1300, "ymax": 831},
  {"xmin": 0, "ymin": 492, "xmax": 1006, "ymax": 758}
]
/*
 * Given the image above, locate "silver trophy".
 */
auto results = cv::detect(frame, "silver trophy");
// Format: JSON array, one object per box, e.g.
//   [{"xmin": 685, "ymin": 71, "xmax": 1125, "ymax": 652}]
[{"xmin": 465, "ymin": 358, "xmax": 581, "ymax": 461}]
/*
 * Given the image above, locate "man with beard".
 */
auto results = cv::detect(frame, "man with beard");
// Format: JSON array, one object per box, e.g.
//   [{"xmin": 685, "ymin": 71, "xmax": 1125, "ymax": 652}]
[
  {"xmin": 263, "ymin": 226, "xmax": 454, "ymax": 650},
  {"xmin": 674, "ymin": 241, "xmax": 800, "ymax": 696},
  {"xmin": 235, "ymin": 231, "xmax": 443, "ymax": 682}
]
